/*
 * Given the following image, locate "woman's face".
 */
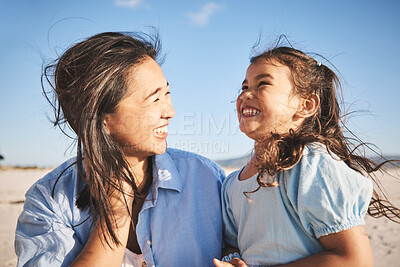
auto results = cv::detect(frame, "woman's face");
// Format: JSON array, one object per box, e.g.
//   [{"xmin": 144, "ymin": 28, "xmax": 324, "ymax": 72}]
[{"xmin": 104, "ymin": 57, "xmax": 175, "ymax": 160}]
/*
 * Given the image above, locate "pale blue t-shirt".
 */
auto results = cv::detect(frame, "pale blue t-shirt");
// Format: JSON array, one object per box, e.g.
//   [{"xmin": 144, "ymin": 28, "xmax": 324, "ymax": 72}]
[
  {"xmin": 15, "ymin": 148, "xmax": 225, "ymax": 267},
  {"xmin": 222, "ymin": 144, "xmax": 373, "ymax": 266}
]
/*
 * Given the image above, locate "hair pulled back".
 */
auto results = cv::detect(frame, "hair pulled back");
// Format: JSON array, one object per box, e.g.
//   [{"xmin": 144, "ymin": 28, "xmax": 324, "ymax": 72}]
[
  {"xmin": 249, "ymin": 43, "xmax": 400, "ymax": 222},
  {"xmin": 42, "ymin": 32, "xmax": 161, "ymax": 245}
]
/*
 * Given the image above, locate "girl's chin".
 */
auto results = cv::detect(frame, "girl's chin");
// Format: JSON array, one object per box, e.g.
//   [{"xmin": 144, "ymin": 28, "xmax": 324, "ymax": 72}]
[{"xmin": 241, "ymin": 129, "xmax": 273, "ymax": 141}]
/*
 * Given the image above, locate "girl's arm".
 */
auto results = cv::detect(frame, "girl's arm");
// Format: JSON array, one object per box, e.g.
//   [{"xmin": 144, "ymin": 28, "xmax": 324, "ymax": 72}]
[
  {"xmin": 70, "ymin": 185, "xmax": 134, "ymax": 267},
  {"xmin": 280, "ymin": 226, "xmax": 373, "ymax": 267},
  {"xmin": 213, "ymin": 226, "xmax": 372, "ymax": 267},
  {"xmin": 213, "ymin": 243, "xmax": 247, "ymax": 267}
]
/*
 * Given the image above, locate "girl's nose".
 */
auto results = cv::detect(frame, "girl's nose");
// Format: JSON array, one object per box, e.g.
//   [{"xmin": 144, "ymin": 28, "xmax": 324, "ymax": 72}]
[{"xmin": 241, "ymin": 89, "xmax": 254, "ymax": 100}]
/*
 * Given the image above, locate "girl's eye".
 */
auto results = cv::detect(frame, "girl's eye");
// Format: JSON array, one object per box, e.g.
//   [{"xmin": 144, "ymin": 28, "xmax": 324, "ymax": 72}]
[
  {"xmin": 258, "ymin": 81, "xmax": 270, "ymax": 87},
  {"xmin": 241, "ymin": 86, "xmax": 248, "ymax": 91},
  {"xmin": 166, "ymin": 91, "xmax": 171, "ymax": 96}
]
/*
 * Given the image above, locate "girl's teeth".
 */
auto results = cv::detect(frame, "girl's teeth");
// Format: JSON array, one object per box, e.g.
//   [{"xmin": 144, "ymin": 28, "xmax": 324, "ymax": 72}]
[
  {"xmin": 242, "ymin": 108, "xmax": 260, "ymax": 115},
  {"xmin": 153, "ymin": 126, "xmax": 168, "ymax": 134}
]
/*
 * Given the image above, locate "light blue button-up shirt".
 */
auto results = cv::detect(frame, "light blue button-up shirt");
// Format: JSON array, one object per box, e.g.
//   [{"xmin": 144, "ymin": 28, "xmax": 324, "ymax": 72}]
[{"xmin": 15, "ymin": 148, "xmax": 225, "ymax": 267}]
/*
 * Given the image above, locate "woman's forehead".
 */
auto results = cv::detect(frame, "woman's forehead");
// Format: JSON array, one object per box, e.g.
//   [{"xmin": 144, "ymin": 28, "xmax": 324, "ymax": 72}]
[{"xmin": 124, "ymin": 58, "xmax": 166, "ymax": 94}]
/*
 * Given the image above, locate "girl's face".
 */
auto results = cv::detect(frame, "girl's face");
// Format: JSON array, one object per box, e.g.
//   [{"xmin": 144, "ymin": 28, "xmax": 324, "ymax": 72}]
[
  {"xmin": 104, "ymin": 57, "xmax": 175, "ymax": 160},
  {"xmin": 236, "ymin": 59, "xmax": 303, "ymax": 141}
]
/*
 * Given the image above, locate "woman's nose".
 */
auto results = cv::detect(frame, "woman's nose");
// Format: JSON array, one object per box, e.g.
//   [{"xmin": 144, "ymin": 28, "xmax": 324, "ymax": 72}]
[{"xmin": 162, "ymin": 98, "xmax": 175, "ymax": 119}]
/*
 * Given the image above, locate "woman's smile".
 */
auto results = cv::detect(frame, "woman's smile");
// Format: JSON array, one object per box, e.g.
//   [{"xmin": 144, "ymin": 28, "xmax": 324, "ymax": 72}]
[{"xmin": 152, "ymin": 124, "xmax": 169, "ymax": 139}]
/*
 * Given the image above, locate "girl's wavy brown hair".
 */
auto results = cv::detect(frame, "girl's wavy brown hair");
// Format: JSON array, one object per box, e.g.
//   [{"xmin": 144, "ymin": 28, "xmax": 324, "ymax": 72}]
[
  {"xmin": 248, "ymin": 44, "xmax": 400, "ymax": 222},
  {"xmin": 42, "ymin": 32, "xmax": 161, "ymax": 246}
]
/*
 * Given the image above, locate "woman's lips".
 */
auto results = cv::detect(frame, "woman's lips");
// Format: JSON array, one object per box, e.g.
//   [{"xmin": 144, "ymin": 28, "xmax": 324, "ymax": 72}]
[{"xmin": 152, "ymin": 125, "xmax": 168, "ymax": 139}]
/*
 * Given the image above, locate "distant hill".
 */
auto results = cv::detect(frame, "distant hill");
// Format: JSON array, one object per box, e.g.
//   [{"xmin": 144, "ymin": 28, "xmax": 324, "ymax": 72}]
[
  {"xmin": 216, "ymin": 153, "xmax": 252, "ymax": 169},
  {"xmin": 216, "ymin": 153, "xmax": 400, "ymax": 169}
]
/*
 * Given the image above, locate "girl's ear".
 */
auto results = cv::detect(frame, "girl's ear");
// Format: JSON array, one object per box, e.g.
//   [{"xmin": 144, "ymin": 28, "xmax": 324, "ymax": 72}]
[{"xmin": 295, "ymin": 94, "xmax": 320, "ymax": 119}]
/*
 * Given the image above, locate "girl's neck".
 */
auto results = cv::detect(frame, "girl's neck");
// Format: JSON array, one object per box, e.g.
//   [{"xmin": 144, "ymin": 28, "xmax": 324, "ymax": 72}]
[{"xmin": 239, "ymin": 155, "xmax": 258, "ymax": 181}]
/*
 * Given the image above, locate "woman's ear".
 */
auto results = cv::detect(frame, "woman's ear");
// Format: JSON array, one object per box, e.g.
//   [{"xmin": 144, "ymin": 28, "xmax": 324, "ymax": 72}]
[
  {"xmin": 103, "ymin": 116, "xmax": 111, "ymax": 135},
  {"xmin": 295, "ymin": 94, "xmax": 320, "ymax": 119}
]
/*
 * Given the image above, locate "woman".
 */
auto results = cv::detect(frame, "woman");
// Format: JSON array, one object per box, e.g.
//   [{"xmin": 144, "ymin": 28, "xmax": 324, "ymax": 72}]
[{"xmin": 15, "ymin": 32, "xmax": 225, "ymax": 267}]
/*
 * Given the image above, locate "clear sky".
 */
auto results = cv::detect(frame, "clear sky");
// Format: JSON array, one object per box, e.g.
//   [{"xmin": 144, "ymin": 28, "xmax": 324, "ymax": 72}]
[{"xmin": 1, "ymin": 0, "xmax": 399, "ymax": 167}]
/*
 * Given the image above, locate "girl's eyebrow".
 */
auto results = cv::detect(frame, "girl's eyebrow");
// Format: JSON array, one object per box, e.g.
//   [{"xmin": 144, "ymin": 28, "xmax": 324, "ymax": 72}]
[
  {"xmin": 242, "ymin": 73, "xmax": 273, "ymax": 85},
  {"xmin": 255, "ymin": 73, "xmax": 273, "ymax": 80}
]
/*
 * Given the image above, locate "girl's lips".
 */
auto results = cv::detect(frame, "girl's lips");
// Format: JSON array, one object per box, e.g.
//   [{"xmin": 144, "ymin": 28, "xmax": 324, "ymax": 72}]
[{"xmin": 241, "ymin": 105, "xmax": 261, "ymax": 118}]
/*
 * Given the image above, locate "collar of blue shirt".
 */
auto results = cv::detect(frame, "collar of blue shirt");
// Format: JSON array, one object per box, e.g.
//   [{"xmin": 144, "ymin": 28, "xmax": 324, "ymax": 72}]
[{"xmin": 143, "ymin": 151, "xmax": 183, "ymax": 209}]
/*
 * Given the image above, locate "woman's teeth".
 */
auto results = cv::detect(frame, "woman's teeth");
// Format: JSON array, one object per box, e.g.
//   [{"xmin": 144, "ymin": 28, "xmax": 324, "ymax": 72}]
[
  {"xmin": 242, "ymin": 108, "xmax": 260, "ymax": 116},
  {"xmin": 153, "ymin": 126, "xmax": 168, "ymax": 134}
]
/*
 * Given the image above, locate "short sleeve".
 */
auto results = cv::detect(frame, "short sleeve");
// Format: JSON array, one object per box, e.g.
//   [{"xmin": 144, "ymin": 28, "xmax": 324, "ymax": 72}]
[
  {"xmin": 221, "ymin": 173, "xmax": 239, "ymax": 248},
  {"xmin": 15, "ymin": 183, "xmax": 84, "ymax": 267},
  {"xmin": 285, "ymin": 150, "xmax": 373, "ymax": 239}
]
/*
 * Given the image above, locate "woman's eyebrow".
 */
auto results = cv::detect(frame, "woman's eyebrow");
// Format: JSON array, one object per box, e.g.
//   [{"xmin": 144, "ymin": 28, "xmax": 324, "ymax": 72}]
[{"xmin": 145, "ymin": 82, "xmax": 169, "ymax": 100}]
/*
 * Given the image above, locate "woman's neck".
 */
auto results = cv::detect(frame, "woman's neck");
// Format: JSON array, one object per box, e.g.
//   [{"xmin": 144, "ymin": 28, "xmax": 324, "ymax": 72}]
[{"xmin": 126, "ymin": 156, "xmax": 151, "ymax": 188}]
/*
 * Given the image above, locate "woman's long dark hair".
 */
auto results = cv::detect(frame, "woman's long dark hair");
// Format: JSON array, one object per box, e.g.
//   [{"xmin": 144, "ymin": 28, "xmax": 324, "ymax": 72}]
[
  {"xmin": 42, "ymin": 32, "xmax": 162, "ymax": 246},
  {"xmin": 246, "ymin": 43, "xmax": 400, "ymax": 222}
]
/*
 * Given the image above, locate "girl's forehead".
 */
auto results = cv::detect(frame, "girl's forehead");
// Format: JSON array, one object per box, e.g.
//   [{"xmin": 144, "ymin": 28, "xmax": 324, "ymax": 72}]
[{"xmin": 246, "ymin": 59, "xmax": 290, "ymax": 79}]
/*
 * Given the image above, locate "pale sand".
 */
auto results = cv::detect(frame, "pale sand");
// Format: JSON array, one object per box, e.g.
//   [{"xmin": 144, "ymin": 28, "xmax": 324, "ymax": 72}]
[{"xmin": 1, "ymin": 167, "xmax": 399, "ymax": 267}]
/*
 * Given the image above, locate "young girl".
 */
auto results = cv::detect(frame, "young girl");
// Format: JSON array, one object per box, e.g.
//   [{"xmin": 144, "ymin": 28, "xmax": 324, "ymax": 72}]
[{"xmin": 214, "ymin": 45, "xmax": 400, "ymax": 267}]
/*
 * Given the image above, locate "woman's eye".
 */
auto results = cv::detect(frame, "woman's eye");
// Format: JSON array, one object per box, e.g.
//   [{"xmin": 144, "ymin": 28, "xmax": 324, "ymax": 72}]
[{"xmin": 154, "ymin": 98, "xmax": 160, "ymax": 102}]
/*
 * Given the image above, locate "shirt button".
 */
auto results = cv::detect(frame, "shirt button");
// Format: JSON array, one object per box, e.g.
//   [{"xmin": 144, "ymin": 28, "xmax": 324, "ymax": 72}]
[{"xmin": 146, "ymin": 240, "xmax": 152, "ymax": 245}]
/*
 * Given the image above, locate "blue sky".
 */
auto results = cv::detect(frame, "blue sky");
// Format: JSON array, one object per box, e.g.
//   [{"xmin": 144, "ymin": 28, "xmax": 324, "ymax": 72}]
[{"xmin": 0, "ymin": 0, "xmax": 399, "ymax": 167}]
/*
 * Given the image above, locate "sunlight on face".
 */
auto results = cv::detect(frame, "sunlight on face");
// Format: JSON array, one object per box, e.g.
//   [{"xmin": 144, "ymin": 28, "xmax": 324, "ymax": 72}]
[{"xmin": 104, "ymin": 57, "xmax": 175, "ymax": 160}]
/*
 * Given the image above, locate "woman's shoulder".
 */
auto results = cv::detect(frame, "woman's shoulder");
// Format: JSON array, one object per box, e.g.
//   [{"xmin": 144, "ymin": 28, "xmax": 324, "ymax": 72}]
[
  {"xmin": 25, "ymin": 157, "xmax": 82, "ymax": 200},
  {"xmin": 166, "ymin": 147, "xmax": 214, "ymax": 162},
  {"xmin": 166, "ymin": 148, "xmax": 225, "ymax": 175}
]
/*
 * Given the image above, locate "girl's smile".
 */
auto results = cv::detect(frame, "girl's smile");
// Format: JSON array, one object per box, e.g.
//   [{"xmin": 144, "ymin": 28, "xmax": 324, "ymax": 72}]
[{"xmin": 237, "ymin": 59, "xmax": 303, "ymax": 141}]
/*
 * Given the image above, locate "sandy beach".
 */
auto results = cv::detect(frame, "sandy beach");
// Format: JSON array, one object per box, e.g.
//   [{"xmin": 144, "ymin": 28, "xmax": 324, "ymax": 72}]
[{"xmin": 1, "ymin": 167, "xmax": 399, "ymax": 266}]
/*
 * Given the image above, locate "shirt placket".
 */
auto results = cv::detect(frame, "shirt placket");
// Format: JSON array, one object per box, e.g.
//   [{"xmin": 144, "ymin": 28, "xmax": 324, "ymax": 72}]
[{"xmin": 136, "ymin": 192, "xmax": 157, "ymax": 267}]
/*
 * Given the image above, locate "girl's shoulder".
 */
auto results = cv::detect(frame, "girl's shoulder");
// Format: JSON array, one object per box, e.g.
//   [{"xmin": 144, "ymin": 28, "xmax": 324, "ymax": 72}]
[
  {"xmin": 283, "ymin": 143, "xmax": 373, "ymax": 239},
  {"xmin": 221, "ymin": 168, "xmax": 243, "ymax": 189},
  {"xmin": 285, "ymin": 142, "xmax": 373, "ymax": 197},
  {"xmin": 301, "ymin": 143, "xmax": 351, "ymax": 171}
]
